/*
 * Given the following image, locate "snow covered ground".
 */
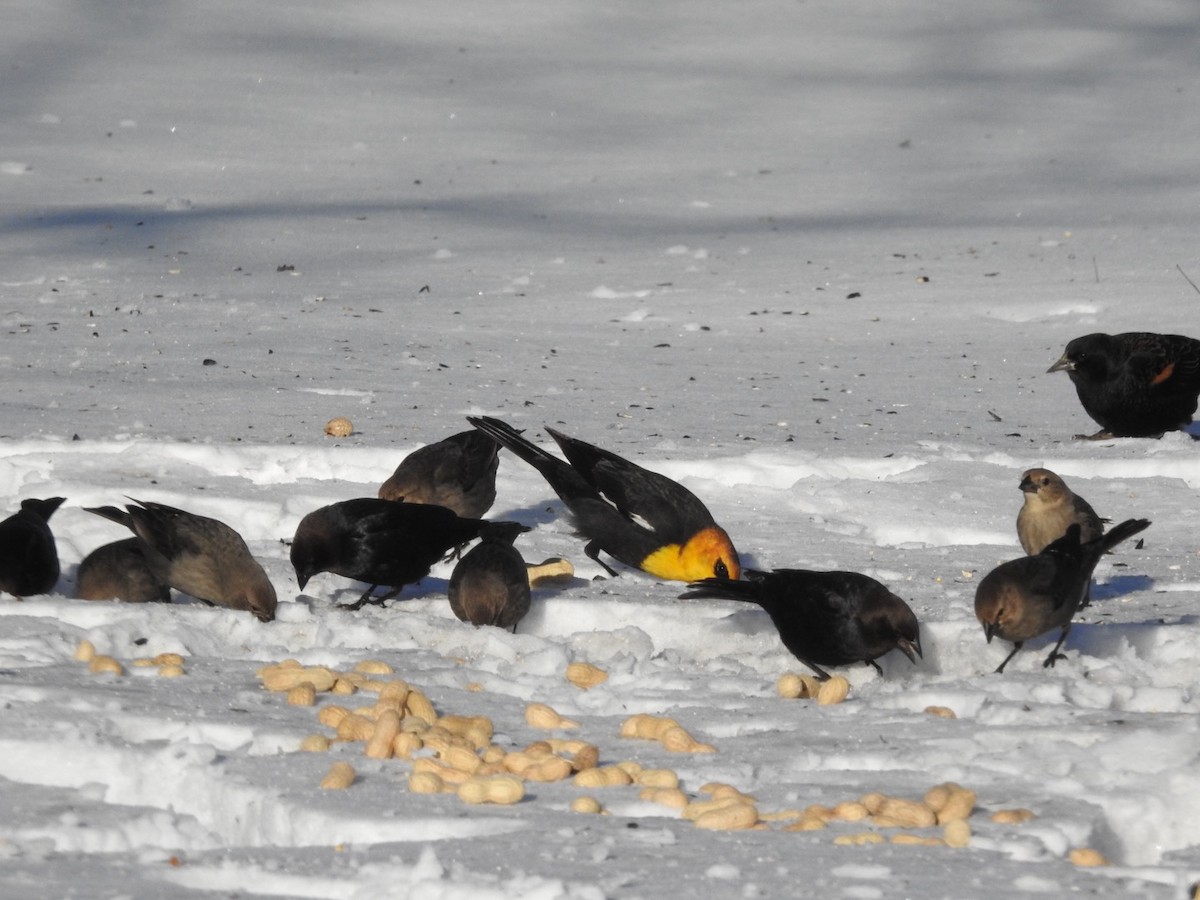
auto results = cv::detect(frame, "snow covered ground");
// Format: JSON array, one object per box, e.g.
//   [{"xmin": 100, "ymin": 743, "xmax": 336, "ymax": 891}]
[{"xmin": 3, "ymin": 1, "xmax": 1200, "ymax": 897}]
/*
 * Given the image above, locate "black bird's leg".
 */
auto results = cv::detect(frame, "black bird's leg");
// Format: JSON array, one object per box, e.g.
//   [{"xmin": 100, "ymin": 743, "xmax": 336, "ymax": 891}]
[
  {"xmin": 866, "ymin": 659, "xmax": 884, "ymax": 676},
  {"xmin": 804, "ymin": 660, "xmax": 833, "ymax": 682},
  {"xmin": 1042, "ymin": 625, "xmax": 1072, "ymax": 669},
  {"xmin": 993, "ymin": 641, "xmax": 1024, "ymax": 674},
  {"xmin": 1074, "ymin": 430, "xmax": 1118, "ymax": 441},
  {"xmin": 342, "ymin": 584, "xmax": 401, "ymax": 611},
  {"xmin": 584, "ymin": 541, "xmax": 620, "ymax": 578}
]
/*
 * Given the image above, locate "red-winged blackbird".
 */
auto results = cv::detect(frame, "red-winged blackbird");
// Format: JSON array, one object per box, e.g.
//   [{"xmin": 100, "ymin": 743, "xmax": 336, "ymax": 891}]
[
  {"xmin": 290, "ymin": 497, "xmax": 526, "ymax": 609},
  {"xmin": 468, "ymin": 416, "xmax": 740, "ymax": 583},
  {"xmin": 1016, "ymin": 468, "xmax": 1105, "ymax": 555},
  {"xmin": 0, "ymin": 497, "xmax": 65, "ymax": 598},
  {"xmin": 1047, "ymin": 331, "xmax": 1200, "ymax": 438},
  {"xmin": 448, "ymin": 528, "xmax": 530, "ymax": 632},
  {"xmin": 974, "ymin": 517, "xmax": 1150, "ymax": 674},
  {"xmin": 76, "ymin": 538, "xmax": 171, "ymax": 604},
  {"xmin": 378, "ymin": 428, "xmax": 500, "ymax": 519},
  {"xmin": 87, "ymin": 500, "xmax": 277, "ymax": 622},
  {"xmin": 681, "ymin": 568, "xmax": 922, "ymax": 680}
]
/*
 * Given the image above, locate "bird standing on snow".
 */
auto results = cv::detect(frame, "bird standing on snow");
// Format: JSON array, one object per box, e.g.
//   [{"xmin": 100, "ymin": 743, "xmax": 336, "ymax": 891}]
[
  {"xmin": 76, "ymin": 538, "xmax": 171, "ymax": 604},
  {"xmin": 448, "ymin": 527, "xmax": 531, "ymax": 631},
  {"xmin": 467, "ymin": 416, "xmax": 740, "ymax": 583},
  {"xmin": 681, "ymin": 568, "xmax": 922, "ymax": 680},
  {"xmin": 86, "ymin": 500, "xmax": 277, "ymax": 622},
  {"xmin": 1047, "ymin": 331, "xmax": 1200, "ymax": 438},
  {"xmin": 1016, "ymin": 468, "xmax": 1105, "ymax": 556},
  {"xmin": 378, "ymin": 428, "xmax": 500, "ymax": 519},
  {"xmin": 291, "ymin": 497, "xmax": 526, "ymax": 609},
  {"xmin": 974, "ymin": 517, "xmax": 1150, "ymax": 674},
  {"xmin": 0, "ymin": 497, "xmax": 66, "ymax": 598}
]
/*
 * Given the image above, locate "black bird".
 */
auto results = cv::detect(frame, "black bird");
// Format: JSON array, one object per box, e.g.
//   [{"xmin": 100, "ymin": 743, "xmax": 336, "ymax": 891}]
[
  {"xmin": 448, "ymin": 528, "xmax": 530, "ymax": 631},
  {"xmin": 681, "ymin": 568, "xmax": 922, "ymax": 680},
  {"xmin": 378, "ymin": 428, "xmax": 501, "ymax": 519},
  {"xmin": 76, "ymin": 538, "xmax": 172, "ymax": 604},
  {"xmin": 974, "ymin": 517, "xmax": 1151, "ymax": 673},
  {"xmin": 291, "ymin": 497, "xmax": 527, "ymax": 609},
  {"xmin": 467, "ymin": 416, "xmax": 740, "ymax": 582},
  {"xmin": 0, "ymin": 497, "xmax": 66, "ymax": 598},
  {"xmin": 1047, "ymin": 332, "xmax": 1200, "ymax": 438},
  {"xmin": 87, "ymin": 500, "xmax": 277, "ymax": 622}
]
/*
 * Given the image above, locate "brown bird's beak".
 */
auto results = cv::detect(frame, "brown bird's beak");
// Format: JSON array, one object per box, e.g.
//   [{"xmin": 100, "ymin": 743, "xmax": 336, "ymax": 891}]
[
  {"xmin": 897, "ymin": 637, "xmax": 922, "ymax": 664},
  {"xmin": 1046, "ymin": 354, "xmax": 1074, "ymax": 374},
  {"xmin": 983, "ymin": 621, "xmax": 997, "ymax": 643},
  {"xmin": 1019, "ymin": 475, "xmax": 1037, "ymax": 493}
]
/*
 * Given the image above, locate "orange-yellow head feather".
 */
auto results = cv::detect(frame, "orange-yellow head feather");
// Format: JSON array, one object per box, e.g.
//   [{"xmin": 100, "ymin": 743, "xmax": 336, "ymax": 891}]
[{"xmin": 639, "ymin": 526, "xmax": 741, "ymax": 582}]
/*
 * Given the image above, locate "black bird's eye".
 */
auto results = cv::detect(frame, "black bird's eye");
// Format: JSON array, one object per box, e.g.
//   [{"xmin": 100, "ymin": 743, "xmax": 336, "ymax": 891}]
[{"xmin": 714, "ymin": 560, "xmax": 730, "ymax": 579}]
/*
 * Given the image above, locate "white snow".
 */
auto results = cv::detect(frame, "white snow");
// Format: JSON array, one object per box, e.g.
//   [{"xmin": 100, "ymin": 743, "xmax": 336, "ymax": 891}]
[{"xmin": 3, "ymin": 0, "xmax": 1200, "ymax": 897}]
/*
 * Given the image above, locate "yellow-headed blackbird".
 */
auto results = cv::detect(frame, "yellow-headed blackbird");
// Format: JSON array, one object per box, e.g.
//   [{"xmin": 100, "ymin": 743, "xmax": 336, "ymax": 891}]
[
  {"xmin": 975, "ymin": 517, "xmax": 1150, "ymax": 673},
  {"xmin": 1047, "ymin": 332, "xmax": 1200, "ymax": 438},
  {"xmin": 448, "ymin": 529, "xmax": 530, "ymax": 631},
  {"xmin": 682, "ymin": 568, "xmax": 921, "ymax": 680},
  {"xmin": 0, "ymin": 497, "xmax": 65, "ymax": 598},
  {"xmin": 467, "ymin": 416, "xmax": 740, "ymax": 583},
  {"xmin": 378, "ymin": 428, "xmax": 500, "ymax": 519},
  {"xmin": 291, "ymin": 497, "xmax": 526, "ymax": 609},
  {"xmin": 76, "ymin": 538, "xmax": 171, "ymax": 604},
  {"xmin": 87, "ymin": 500, "xmax": 277, "ymax": 622}
]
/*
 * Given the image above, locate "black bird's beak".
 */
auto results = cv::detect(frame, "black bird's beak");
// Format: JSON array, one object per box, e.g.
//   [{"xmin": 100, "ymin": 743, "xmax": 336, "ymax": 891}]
[
  {"xmin": 296, "ymin": 572, "xmax": 309, "ymax": 590},
  {"xmin": 1046, "ymin": 354, "xmax": 1074, "ymax": 374},
  {"xmin": 897, "ymin": 637, "xmax": 922, "ymax": 664}
]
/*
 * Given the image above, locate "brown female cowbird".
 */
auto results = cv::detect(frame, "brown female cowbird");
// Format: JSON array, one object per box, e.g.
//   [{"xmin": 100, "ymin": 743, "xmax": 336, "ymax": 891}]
[
  {"xmin": 86, "ymin": 500, "xmax": 277, "ymax": 622},
  {"xmin": 0, "ymin": 497, "xmax": 66, "ymax": 598},
  {"xmin": 378, "ymin": 429, "xmax": 500, "ymax": 519},
  {"xmin": 468, "ymin": 415, "xmax": 740, "ymax": 583},
  {"xmin": 975, "ymin": 517, "xmax": 1150, "ymax": 673},
  {"xmin": 1047, "ymin": 332, "xmax": 1200, "ymax": 438},
  {"xmin": 76, "ymin": 538, "xmax": 171, "ymax": 604},
  {"xmin": 291, "ymin": 497, "xmax": 527, "ymax": 609},
  {"xmin": 448, "ymin": 529, "xmax": 530, "ymax": 631},
  {"xmin": 681, "ymin": 568, "xmax": 922, "ymax": 680},
  {"xmin": 1016, "ymin": 468, "xmax": 1105, "ymax": 555}
]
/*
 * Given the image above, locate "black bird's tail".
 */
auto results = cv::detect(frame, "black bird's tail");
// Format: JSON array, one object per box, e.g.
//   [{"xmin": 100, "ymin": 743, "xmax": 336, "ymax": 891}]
[
  {"xmin": 21, "ymin": 497, "xmax": 66, "ymax": 522},
  {"xmin": 1093, "ymin": 517, "xmax": 1151, "ymax": 555},
  {"xmin": 479, "ymin": 521, "xmax": 531, "ymax": 545},
  {"xmin": 467, "ymin": 416, "xmax": 600, "ymax": 504},
  {"xmin": 84, "ymin": 505, "xmax": 134, "ymax": 529}
]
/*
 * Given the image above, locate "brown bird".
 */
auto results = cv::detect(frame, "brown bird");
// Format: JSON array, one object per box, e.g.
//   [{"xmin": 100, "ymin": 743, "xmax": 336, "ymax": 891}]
[
  {"xmin": 378, "ymin": 429, "xmax": 501, "ymax": 519},
  {"xmin": 0, "ymin": 497, "xmax": 66, "ymax": 598},
  {"xmin": 681, "ymin": 568, "xmax": 922, "ymax": 680},
  {"xmin": 974, "ymin": 517, "xmax": 1150, "ymax": 674},
  {"xmin": 86, "ymin": 500, "xmax": 278, "ymax": 622},
  {"xmin": 1016, "ymin": 468, "xmax": 1106, "ymax": 555},
  {"xmin": 448, "ymin": 529, "xmax": 531, "ymax": 631},
  {"xmin": 1047, "ymin": 331, "xmax": 1200, "ymax": 438},
  {"xmin": 468, "ymin": 416, "xmax": 740, "ymax": 583},
  {"xmin": 291, "ymin": 497, "xmax": 527, "ymax": 609},
  {"xmin": 76, "ymin": 538, "xmax": 171, "ymax": 604}
]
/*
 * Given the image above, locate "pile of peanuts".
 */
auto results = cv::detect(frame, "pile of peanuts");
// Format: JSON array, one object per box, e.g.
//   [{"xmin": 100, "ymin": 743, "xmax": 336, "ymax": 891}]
[
  {"xmin": 74, "ymin": 639, "xmax": 186, "ymax": 678},
  {"xmin": 253, "ymin": 656, "xmax": 1105, "ymax": 864},
  {"xmin": 776, "ymin": 673, "xmax": 851, "ymax": 704}
]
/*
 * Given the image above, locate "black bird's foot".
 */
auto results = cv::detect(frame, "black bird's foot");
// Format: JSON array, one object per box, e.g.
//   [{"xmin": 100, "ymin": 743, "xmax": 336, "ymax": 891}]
[
  {"xmin": 994, "ymin": 642, "xmax": 1023, "ymax": 674},
  {"xmin": 1074, "ymin": 430, "xmax": 1118, "ymax": 441},
  {"xmin": 866, "ymin": 659, "xmax": 884, "ymax": 676},
  {"xmin": 805, "ymin": 661, "xmax": 833, "ymax": 682},
  {"xmin": 341, "ymin": 584, "xmax": 401, "ymax": 611},
  {"xmin": 584, "ymin": 541, "xmax": 621, "ymax": 578}
]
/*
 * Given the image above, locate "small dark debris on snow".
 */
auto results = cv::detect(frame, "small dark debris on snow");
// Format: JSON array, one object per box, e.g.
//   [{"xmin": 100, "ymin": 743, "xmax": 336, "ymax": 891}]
[
  {"xmin": 276, "ymin": 264, "xmax": 295, "ymax": 272},
  {"xmin": 846, "ymin": 291, "xmax": 861, "ymax": 299},
  {"xmin": 202, "ymin": 358, "xmax": 217, "ymax": 366},
  {"xmin": 987, "ymin": 410, "xmax": 1002, "ymax": 422}
]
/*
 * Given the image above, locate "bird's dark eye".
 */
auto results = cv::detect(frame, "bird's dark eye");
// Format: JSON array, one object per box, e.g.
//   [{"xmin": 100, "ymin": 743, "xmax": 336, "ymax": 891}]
[{"xmin": 714, "ymin": 560, "xmax": 730, "ymax": 579}]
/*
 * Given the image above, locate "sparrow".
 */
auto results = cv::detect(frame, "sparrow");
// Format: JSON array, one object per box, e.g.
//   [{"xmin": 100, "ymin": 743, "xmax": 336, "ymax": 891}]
[
  {"xmin": 1047, "ymin": 332, "xmax": 1200, "ymax": 438},
  {"xmin": 0, "ymin": 497, "xmax": 66, "ymax": 598},
  {"xmin": 467, "ymin": 416, "xmax": 740, "ymax": 582},
  {"xmin": 86, "ymin": 500, "xmax": 277, "ymax": 622},
  {"xmin": 974, "ymin": 517, "xmax": 1150, "ymax": 673},
  {"xmin": 76, "ymin": 538, "xmax": 172, "ymax": 604},
  {"xmin": 1016, "ymin": 468, "xmax": 1105, "ymax": 555},
  {"xmin": 290, "ymin": 497, "xmax": 526, "ymax": 609},
  {"xmin": 681, "ymin": 568, "xmax": 922, "ymax": 680},
  {"xmin": 378, "ymin": 428, "xmax": 500, "ymax": 519},
  {"xmin": 447, "ymin": 528, "xmax": 531, "ymax": 631}
]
